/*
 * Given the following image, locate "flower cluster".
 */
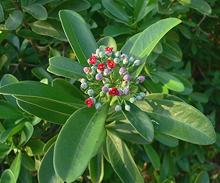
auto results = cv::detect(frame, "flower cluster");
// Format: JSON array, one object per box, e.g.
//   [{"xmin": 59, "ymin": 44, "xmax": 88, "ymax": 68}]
[{"xmin": 79, "ymin": 46, "xmax": 147, "ymax": 112}]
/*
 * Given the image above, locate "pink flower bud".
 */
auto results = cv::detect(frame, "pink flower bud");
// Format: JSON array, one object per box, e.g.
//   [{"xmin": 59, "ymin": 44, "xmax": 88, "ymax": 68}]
[
  {"xmin": 123, "ymin": 74, "xmax": 131, "ymax": 81},
  {"xmin": 83, "ymin": 67, "xmax": 91, "ymax": 74}
]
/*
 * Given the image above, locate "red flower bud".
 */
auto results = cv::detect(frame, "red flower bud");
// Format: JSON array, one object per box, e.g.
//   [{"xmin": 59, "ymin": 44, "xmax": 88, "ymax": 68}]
[
  {"xmin": 89, "ymin": 55, "xmax": 97, "ymax": 65},
  {"xmin": 107, "ymin": 59, "xmax": 116, "ymax": 69},
  {"xmin": 105, "ymin": 47, "xmax": 113, "ymax": 54},
  {"xmin": 85, "ymin": 98, "xmax": 94, "ymax": 107},
  {"xmin": 109, "ymin": 87, "xmax": 119, "ymax": 96},
  {"xmin": 97, "ymin": 63, "xmax": 105, "ymax": 71}
]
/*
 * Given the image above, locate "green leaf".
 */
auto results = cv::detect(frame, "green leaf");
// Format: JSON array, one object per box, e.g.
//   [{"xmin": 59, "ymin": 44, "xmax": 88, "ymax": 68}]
[
  {"xmin": 0, "ymin": 142, "xmax": 11, "ymax": 158},
  {"xmin": 194, "ymin": 171, "xmax": 210, "ymax": 183},
  {"xmin": 38, "ymin": 145, "xmax": 63, "ymax": 183},
  {"xmin": 32, "ymin": 67, "xmax": 53, "ymax": 81},
  {"xmin": 97, "ymin": 36, "xmax": 117, "ymax": 51},
  {"xmin": 162, "ymin": 41, "xmax": 182, "ymax": 62},
  {"xmin": 59, "ymin": 10, "xmax": 97, "ymax": 65},
  {"xmin": 54, "ymin": 105, "xmax": 108, "ymax": 182},
  {"xmin": 49, "ymin": 0, "xmax": 91, "ymax": 17},
  {"xmin": 107, "ymin": 122, "xmax": 148, "ymax": 144},
  {"xmin": 52, "ymin": 78, "xmax": 85, "ymax": 101},
  {"xmin": 178, "ymin": 0, "xmax": 211, "ymax": 15},
  {"xmin": 136, "ymin": 99, "xmax": 216, "ymax": 145},
  {"xmin": 0, "ymin": 3, "xmax": 4, "ymax": 22},
  {"xmin": 5, "ymin": 10, "xmax": 23, "ymax": 30},
  {"xmin": 123, "ymin": 18, "xmax": 181, "ymax": 59},
  {"xmin": 106, "ymin": 132, "xmax": 144, "ymax": 183},
  {"xmin": 153, "ymin": 71, "xmax": 184, "ymax": 92},
  {"xmin": 0, "ymin": 81, "xmax": 84, "ymax": 124},
  {"xmin": 103, "ymin": 24, "xmax": 132, "ymax": 37},
  {"xmin": 48, "ymin": 56, "xmax": 85, "ymax": 79},
  {"xmin": 0, "ymin": 169, "xmax": 16, "ymax": 183},
  {"xmin": 10, "ymin": 152, "xmax": 22, "ymax": 181},
  {"xmin": 102, "ymin": 0, "xmax": 130, "ymax": 23},
  {"xmin": 23, "ymin": 3, "xmax": 48, "ymax": 20},
  {"xmin": 0, "ymin": 122, "xmax": 25, "ymax": 143},
  {"xmin": 19, "ymin": 122, "xmax": 34, "ymax": 145},
  {"xmin": 89, "ymin": 153, "xmax": 104, "ymax": 183},
  {"xmin": 31, "ymin": 19, "xmax": 66, "ymax": 41},
  {"xmin": 0, "ymin": 100, "xmax": 23, "ymax": 119},
  {"xmin": 144, "ymin": 145, "xmax": 160, "ymax": 169},
  {"xmin": 122, "ymin": 103, "xmax": 154, "ymax": 142},
  {"xmin": 134, "ymin": 0, "xmax": 155, "ymax": 24},
  {"xmin": 155, "ymin": 132, "xmax": 179, "ymax": 147}
]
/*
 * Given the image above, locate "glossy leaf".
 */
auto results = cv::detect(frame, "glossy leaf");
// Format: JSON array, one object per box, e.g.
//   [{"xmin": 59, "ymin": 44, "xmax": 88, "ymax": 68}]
[
  {"xmin": 89, "ymin": 153, "xmax": 104, "ymax": 183},
  {"xmin": 38, "ymin": 145, "xmax": 62, "ymax": 183},
  {"xmin": 10, "ymin": 152, "xmax": 22, "ymax": 181},
  {"xmin": 106, "ymin": 132, "xmax": 144, "ymax": 183},
  {"xmin": 5, "ymin": 10, "xmax": 23, "ymax": 30},
  {"xmin": 54, "ymin": 105, "xmax": 108, "ymax": 182},
  {"xmin": 107, "ymin": 122, "xmax": 148, "ymax": 144},
  {"xmin": 144, "ymin": 145, "xmax": 160, "ymax": 169},
  {"xmin": 178, "ymin": 0, "xmax": 211, "ymax": 15},
  {"xmin": 0, "ymin": 143, "xmax": 11, "ymax": 158},
  {"xmin": 123, "ymin": 18, "xmax": 181, "ymax": 59},
  {"xmin": 0, "ymin": 81, "xmax": 83, "ymax": 124},
  {"xmin": 162, "ymin": 41, "xmax": 182, "ymax": 62},
  {"xmin": 19, "ymin": 122, "xmax": 34, "ymax": 145},
  {"xmin": 23, "ymin": 4, "xmax": 48, "ymax": 20},
  {"xmin": 136, "ymin": 99, "xmax": 216, "ymax": 145},
  {"xmin": 48, "ymin": 56, "xmax": 85, "ymax": 79},
  {"xmin": 153, "ymin": 71, "xmax": 185, "ymax": 92},
  {"xmin": 103, "ymin": 24, "xmax": 132, "ymax": 37},
  {"xmin": 31, "ymin": 19, "xmax": 66, "ymax": 41},
  {"xmin": 59, "ymin": 10, "xmax": 97, "ymax": 65},
  {"xmin": 194, "ymin": 171, "xmax": 210, "ymax": 183},
  {"xmin": 0, "ymin": 169, "xmax": 16, "ymax": 183},
  {"xmin": 102, "ymin": 0, "xmax": 130, "ymax": 23},
  {"xmin": 0, "ymin": 100, "xmax": 23, "ymax": 119},
  {"xmin": 49, "ymin": 0, "xmax": 90, "ymax": 16},
  {"xmin": 122, "ymin": 103, "xmax": 154, "ymax": 143}
]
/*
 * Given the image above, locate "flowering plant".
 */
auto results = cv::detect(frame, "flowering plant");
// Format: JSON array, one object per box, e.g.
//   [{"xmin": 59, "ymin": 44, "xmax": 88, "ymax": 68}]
[
  {"xmin": 0, "ymin": 10, "xmax": 216, "ymax": 183},
  {"xmin": 81, "ymin": 46, "xmax": 147, "ymax": 112}
]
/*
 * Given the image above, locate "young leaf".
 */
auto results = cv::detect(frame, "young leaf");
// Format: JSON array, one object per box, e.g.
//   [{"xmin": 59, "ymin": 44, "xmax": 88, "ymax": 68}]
[
  {"xmin": 48, "ymin": 56, "xmax": 85, "ymax": 79},
  {"xmin": 38, "ymin": 145, "xmax": 63, "ymax": 183},
  {"xmin": 106, "ymin": 131, "xmax": 144, "ymax": 183},
  {"xmin": 89, "ymin": 153, "xmax": 104, "ymax": 183},
  {"xmin": 136, "ymin": 99, "xmax": 216, "ymax": 145},
  {"xmin": 59, "ymin": 10, "xmax": 97, "ymax": 65},
  {"xmin": 122, "ymin": 18, "xmax": 181, "ymax": 59},
  {"xmin": 54, "ymin": 105, "xmax": 108, "ymax": 182},
  {"xmin": 122, "ymin": 102, "xmax": 154, "ymax": 143},
  {"xmin": 23, "ymin": 4, "xmax": 48, "ymax": 20}
]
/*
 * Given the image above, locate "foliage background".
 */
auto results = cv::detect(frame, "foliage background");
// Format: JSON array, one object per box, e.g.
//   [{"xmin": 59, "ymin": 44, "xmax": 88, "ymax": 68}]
[{"xmin": 0, "ymin": 0, "xmax": 219, "ymax": 182}]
